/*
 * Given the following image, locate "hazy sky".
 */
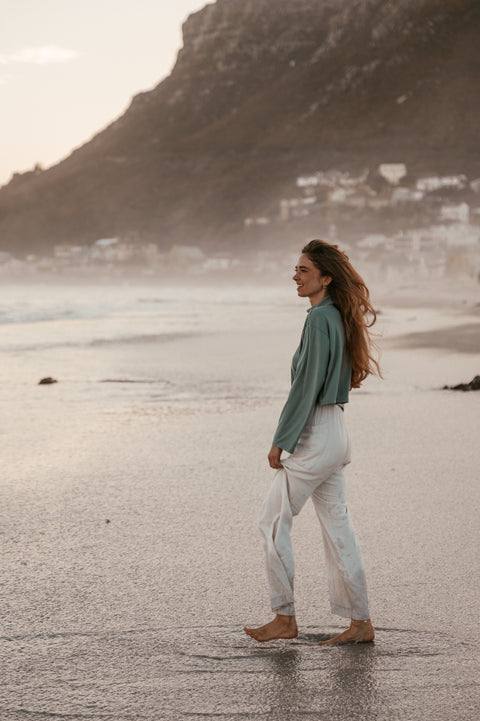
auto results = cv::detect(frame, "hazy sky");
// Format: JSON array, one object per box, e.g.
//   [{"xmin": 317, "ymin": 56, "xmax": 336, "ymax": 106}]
[{"xmin": 1, "ymin": 0, "xmax": 208, "ymax": 186}]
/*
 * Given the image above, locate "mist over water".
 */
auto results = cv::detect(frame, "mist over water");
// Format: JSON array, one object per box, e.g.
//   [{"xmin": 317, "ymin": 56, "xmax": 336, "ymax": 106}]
[{"xmin": 1, "ymin": 279, "xmax": 479, "ymax": 720}]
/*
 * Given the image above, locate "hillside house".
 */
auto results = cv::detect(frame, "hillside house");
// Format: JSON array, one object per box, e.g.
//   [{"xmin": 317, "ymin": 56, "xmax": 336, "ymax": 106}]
[
  {"xmin": 390, "ymin": 187, "xmax": 424, "ymax": 205},
  {"xmin": 279, "ymin": 196, "xmax": 316, "ymax": 221},
  {"xmin": 440, "ymin": 203, "xmax": 470, "ymax": 224},
  {"xmin": 378, "ymin": 163, "xmax": 407, "ymax": 185},
  {"xmin": 91, "ymin": 238, "xmax": 120, "ymax": 261},
  {"xmin": 416, "ymin": 175, "xmax": 467, "ymax": 192}
]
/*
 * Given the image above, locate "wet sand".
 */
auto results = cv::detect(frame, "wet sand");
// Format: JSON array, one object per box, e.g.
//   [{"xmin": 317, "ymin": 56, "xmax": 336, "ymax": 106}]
[
  {"xmin": 1, "ymin": 280, "xmax": 479, "ymax": 720},
  {"xmin": 390, "ymin": 321, "xmax": 480, "ymax": 354}
]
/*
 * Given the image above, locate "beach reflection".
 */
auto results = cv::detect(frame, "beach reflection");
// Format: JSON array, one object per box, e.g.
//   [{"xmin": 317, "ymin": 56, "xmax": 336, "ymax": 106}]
[
  {"xmin": 324, "ymin": 644, "xmax": 384, "ymax": 720},
  {"xmin": 266, "ymin": 647, "xmax": 304, "ymax": 716},
  {"xmin": 246, "ymin": 640, "xmax": 386, "ymax": 721}
]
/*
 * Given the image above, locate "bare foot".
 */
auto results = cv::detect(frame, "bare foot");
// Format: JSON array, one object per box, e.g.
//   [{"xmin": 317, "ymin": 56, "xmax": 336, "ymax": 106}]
[
  {"xmin": 319, "ymin": 619, "xmax": 375, "ymax": 645},
  {"xmin": 244, "ymin": 614, "xmax": 298, "ymax": 642}
]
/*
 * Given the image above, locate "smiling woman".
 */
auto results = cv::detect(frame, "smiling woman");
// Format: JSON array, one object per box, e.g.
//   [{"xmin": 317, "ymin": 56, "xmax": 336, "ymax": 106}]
[
  {"xmin": 244, "ymin": 238, "xmax": 381, "ymax": 645},
  {"xmin": 297, "ymin": 240, "xmax": 380, "ymax": 388}
]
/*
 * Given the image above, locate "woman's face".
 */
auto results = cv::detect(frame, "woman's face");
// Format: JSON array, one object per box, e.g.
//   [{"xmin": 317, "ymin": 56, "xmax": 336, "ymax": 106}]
[{"xmin": 293, "ymin": 254, "xmax": 331, "ymax": 305}]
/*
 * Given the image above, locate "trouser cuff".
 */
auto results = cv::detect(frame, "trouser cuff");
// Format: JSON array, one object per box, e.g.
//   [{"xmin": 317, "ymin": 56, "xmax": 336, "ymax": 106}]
[{"xmin": 275, "ymin": 602, "xmax": 295, "ymax": 616}]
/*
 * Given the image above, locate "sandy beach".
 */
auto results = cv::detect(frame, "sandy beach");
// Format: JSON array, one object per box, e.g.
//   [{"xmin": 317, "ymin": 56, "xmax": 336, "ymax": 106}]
[{"xmin": 1, "ymin": 277, "xmax": 479, "ymax": 720}]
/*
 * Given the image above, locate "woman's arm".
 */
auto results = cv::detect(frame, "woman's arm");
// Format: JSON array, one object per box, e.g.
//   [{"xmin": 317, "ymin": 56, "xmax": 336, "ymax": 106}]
[{"xmin": 272, "ymin": 312, "xmax": 330, "ymax": 454}]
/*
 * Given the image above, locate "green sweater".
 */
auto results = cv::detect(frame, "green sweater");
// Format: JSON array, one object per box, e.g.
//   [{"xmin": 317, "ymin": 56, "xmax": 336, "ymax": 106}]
[{"xmin": 272, "ymin": 296, "xmax": 352, "ymax": 454}]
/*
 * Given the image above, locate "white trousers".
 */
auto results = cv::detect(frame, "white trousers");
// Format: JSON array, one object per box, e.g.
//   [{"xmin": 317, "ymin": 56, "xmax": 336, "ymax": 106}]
[{"xmin": 259, "ymin": 404, "xmax": 370, "ymax": 620}]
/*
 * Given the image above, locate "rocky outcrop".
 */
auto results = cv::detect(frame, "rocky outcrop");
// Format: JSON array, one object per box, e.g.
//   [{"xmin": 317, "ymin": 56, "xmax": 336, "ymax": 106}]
[
  {"xmin": 0, "ymin": 0, "xmax": 479, "ymax": 255},
  {"xmin": 444, "ymin": 375, "xmax": 480, "ymax": 391}
]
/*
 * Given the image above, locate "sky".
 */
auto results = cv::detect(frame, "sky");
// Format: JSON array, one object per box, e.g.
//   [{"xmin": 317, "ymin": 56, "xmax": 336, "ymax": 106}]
[{"xmin": 1, "ymin": 0, "xmax": 208, "ymax": 186}]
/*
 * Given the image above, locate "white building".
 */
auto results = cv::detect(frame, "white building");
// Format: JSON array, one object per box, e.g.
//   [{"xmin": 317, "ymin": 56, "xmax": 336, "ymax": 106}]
[
  {"xmin": 416, "ymin": 175, "xmax": 467, "ymax": 192},
  {"xmin": 440, "ymin": 202, "xmax": 470, "ymax": 224},
  {"xmin": 280, "ymin": 196, "xmax": 316, "ymax": 221},
  {"xmin": 296, "ymin": 169, "xmax": 369, "ymax": 190},
  {"xmin": 390, "ymin": 187, "xmax": 424, "ymax": 205},
  {"xmin": 378, "ymin": 163, "xmax": 407, "ymax": 185},
  {"xmin": 91, "ymin": 237, "xmax": 120, "ymax": 261}
]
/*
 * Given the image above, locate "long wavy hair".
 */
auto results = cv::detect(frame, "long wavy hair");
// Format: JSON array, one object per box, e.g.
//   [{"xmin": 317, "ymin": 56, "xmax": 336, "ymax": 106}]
[{"xmin": 302, "ymin": 239, "xmax": 381, "ymax": 388}]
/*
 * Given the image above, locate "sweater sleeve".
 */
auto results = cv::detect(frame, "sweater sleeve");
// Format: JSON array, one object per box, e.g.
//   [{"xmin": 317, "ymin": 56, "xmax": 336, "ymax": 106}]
[{"xmin": 272, "ymin": 312, "xmax": 330, "ymax": 453}]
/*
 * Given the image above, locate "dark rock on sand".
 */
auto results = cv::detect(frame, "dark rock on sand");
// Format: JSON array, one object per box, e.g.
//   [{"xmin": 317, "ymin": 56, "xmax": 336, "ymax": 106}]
[
  {"xmin": 38, "ymin": 377, "xmax": 58, "ymax": 385},
  {"xmin": 443, "ymin": 375, "xmax": 480, "ymax": 391}
]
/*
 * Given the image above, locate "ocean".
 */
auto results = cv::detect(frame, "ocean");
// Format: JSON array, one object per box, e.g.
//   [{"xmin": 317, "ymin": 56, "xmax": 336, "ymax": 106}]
[{"xmin": 1, "ymin": 279, "xmax": 479, "ymax": 720}]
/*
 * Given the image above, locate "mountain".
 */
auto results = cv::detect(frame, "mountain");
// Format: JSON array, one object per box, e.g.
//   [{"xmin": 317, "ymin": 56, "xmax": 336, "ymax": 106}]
[{"xmin": 1, "ymin": 0, "xmax": 479, "ymax": 257}]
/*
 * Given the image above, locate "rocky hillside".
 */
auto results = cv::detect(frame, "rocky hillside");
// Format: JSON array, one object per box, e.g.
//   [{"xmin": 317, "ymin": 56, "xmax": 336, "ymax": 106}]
[{"xmin": 1, "ymin": 0, "xmax": 479, "ymax": 256}]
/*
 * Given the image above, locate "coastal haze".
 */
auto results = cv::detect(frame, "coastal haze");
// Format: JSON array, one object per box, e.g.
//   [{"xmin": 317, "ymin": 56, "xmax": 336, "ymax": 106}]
[{"xmin": 1, "ymin": 1, "xmax": 480, "ymax": 720}]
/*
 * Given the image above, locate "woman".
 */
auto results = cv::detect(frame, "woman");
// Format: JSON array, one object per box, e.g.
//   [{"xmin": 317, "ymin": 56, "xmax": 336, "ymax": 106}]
[{"xmin": 244, "ymin": 239, "xmax": 380, "ymax": 645}]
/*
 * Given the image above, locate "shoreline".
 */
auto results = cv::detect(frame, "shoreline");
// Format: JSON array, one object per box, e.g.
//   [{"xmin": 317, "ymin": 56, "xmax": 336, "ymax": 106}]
[{"xmin": 387, "ymin": 321, "xmax": 480, "ymax": 354}]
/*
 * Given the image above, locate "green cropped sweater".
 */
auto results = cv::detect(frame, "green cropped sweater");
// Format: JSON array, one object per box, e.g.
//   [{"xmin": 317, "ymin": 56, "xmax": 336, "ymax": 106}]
[{"xmin": 272, "ymin": 296, "xmax": 352, "ymax": 454}]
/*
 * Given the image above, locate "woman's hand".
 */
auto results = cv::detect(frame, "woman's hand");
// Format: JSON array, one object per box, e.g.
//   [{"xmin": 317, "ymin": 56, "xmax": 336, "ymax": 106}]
[{"xmin": 268, "ymin": 445, "xmax": 284, "ymax": 470}]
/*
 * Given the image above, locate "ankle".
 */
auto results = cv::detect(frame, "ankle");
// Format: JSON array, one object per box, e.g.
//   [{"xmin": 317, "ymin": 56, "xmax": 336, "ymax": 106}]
[{"xmin": 275, "ymin": 613, "xmax": 296, "ymax": 623}]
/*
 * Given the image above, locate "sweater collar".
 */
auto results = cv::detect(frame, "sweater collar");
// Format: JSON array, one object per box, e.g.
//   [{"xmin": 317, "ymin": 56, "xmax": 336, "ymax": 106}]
[{"xmin": 307, "ymin": 295, "xmax": 334, "ymax": 313}]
